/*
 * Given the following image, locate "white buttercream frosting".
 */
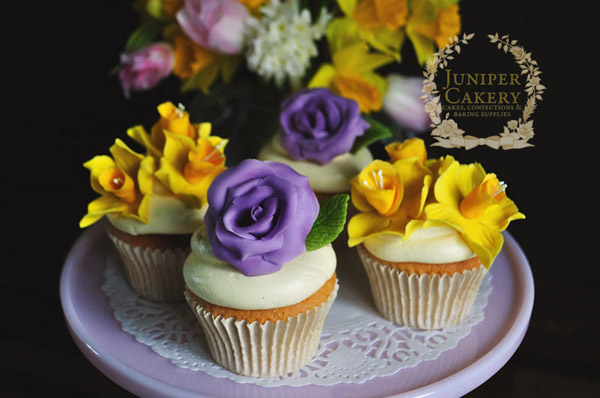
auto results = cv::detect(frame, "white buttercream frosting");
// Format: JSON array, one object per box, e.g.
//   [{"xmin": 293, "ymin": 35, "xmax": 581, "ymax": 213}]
[
  {"xmin": 257, "ymin": 134, "xmax": 373, "ymax": 193},
  {"xmin": 363, "ymin": 226, "xmax": 476, "ymax": 264},
  {"xmin": 183, "ymin": 229, "xmax": 337, "ymax": 310},
  {"xmin": 108, "ymin": 183, "xmax": 207, "ymax": 235}
]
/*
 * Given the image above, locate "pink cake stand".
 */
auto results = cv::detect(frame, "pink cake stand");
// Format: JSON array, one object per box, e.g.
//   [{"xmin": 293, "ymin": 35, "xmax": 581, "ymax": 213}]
[{"xmin": 60, "ymin": 223, "xmax": 534, "ymax": 398}]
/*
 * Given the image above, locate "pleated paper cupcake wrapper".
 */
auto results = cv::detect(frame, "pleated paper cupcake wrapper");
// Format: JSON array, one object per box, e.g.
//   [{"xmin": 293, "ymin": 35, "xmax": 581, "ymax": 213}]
[
  {"xmin": 107, "ymin": 231, "xmax": 190, "ymax": 302},
  {"xmin": 184, "ymin": 283, "xmax": 339, "ymax": 378},
  {"xmin": 358, "ymin": 245, "xmax": 488, "ymax": 329}
]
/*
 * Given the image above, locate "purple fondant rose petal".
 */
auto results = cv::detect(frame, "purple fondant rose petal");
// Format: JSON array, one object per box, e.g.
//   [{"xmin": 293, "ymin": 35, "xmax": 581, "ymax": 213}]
[
  {"xmin": 204, "ymin": 159, "xmax": 319, "ymax": 276},
  {"xmin": 280, "ymin": 88, "xmax": 370, "ymax": 165}
]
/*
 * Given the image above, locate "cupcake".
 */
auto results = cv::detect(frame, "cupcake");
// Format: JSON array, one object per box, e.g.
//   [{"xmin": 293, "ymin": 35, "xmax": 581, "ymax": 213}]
[
  {"xmin": 80, "ymin": 102, "xmax": 228, "ymax": 301},
  {"xmin": 347, "ymin": 138, "xmax": 525, "ymax": 329},
  {"xmin": 257, "ymin": 87, "xmax": 376, "ymax": 200},
  {"xmin": 183, "ymin": 159, "xmax": 348, "ymax": 377}
]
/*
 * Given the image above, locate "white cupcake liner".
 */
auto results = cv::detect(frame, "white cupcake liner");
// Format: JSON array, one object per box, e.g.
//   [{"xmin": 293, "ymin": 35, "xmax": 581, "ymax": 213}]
[
  {"xmin": 107, "ymin": 230, "xmax": 190, "ymax": 302},
  {"xmin": 184, "ymin": 282, "xmax": 339, "ymax": 377},
  {"xmin": 357, "ymin": 245, "xmax": 487, "ymax": 329}
]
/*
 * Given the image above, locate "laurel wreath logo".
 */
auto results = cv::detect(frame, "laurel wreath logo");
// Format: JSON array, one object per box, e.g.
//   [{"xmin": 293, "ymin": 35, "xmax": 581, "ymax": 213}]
[{"xmin": 421, "ymin": 33, "xmax": 545, "ymax": 150}]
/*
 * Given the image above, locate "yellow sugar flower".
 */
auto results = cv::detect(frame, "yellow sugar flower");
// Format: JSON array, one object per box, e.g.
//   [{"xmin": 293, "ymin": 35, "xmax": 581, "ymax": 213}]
[
  {"xmin": 385, "ymin": 137, "xmax": 427, "ymax": 164},
  {"xmin": 351, "ymin": 160, "xmax": 404, "ymax": 216},
  {"xmin": 127, "ymin": 101, "xmax": 202, "ymax": 158},
  {"xmin": 155, "ymin": 123, "xmax": 228, "ymax": 206},
  {"xmin": 309, "ymin": 42, "xmax": 393, "ymax": 113},
  {"xmin": 406, "ymin": 0, "xmax": 462, "ymax": 65},
  {"xmin": 348, "ymin": 157, "xmax": 432, "ymax": 247},
  {"xmin": 424, "ymin": 160, "xmax": 525, "ymax": 267},
  {"xmin": 80, "ymin": 139, "xmax": 155, "ymax": 228}
]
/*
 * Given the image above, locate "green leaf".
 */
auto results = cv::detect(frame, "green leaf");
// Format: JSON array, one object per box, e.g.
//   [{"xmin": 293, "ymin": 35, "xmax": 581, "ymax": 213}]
[
  {"xmin": 305, "ymin": 194, "xmax": 349, "ymax": 251},
  {"xmin": 350, "ymin": 116, "xmax": 393, "ymax": 154},
  {"xmin": 124, "ymin": 20, "xmax": 162, "ymax": 53}
]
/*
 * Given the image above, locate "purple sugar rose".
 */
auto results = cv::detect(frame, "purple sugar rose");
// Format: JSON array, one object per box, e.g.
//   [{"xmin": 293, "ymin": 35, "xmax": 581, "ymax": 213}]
[
  {"xmin": 204, "ymin": 159, "xmax": 319, "ymax": 276},
  {"xmin": 279, "ymin": 88, "xmax": 370, "ymax": 165}
]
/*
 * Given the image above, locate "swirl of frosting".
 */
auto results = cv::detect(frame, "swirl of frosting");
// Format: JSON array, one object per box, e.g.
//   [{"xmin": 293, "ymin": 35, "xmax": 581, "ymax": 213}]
[
  {"xmin": 363, "ymin": 226, "xmax": 476, "ymax": 264},
  {"xmin": 107, "ymin": 182, "xmax": 207, "ymax": 235},
  {"xmin": 258, "ymin": 134, "xmax": 373, "ymax": 193},
  {"xmin": 204, "ymin": 159, "xmax": 319, "ymax": 276},
  {"xmin": 183, "ymin": 229, "xmax": 336, "ymax": 309}
]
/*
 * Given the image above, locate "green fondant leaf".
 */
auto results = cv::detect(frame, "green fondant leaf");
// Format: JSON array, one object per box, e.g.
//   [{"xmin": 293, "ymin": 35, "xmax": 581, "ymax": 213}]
[
  {"xmin": 350, "ymin": 116, "xmax": 393, "ymax": 154},
  {"xmin": 305, "ymin": 194, "xmax": 349, "ymax": 251}
]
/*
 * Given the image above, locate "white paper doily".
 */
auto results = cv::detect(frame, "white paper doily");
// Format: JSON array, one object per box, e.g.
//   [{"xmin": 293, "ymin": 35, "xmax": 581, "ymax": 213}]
[{"xmin": 101, "ymin": 251, "xmax": 492, "ymax": 387}]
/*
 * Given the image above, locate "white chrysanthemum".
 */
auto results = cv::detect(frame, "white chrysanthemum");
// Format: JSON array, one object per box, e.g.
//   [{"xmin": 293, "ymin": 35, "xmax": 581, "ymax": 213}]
[{"xmin": 245, "ymin": 0, "xmax": 330, "ymax": 87}]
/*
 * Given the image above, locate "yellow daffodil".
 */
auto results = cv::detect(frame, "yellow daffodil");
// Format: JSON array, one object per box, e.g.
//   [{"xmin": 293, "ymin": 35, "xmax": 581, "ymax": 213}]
[
  {"xmin": 80, "ymin": 139, "xmax": 155, "ymax": 228},
  {"xmin": 127, "ymin": 101, "xmax": 202, "ymax": 158},
  {"xmin": 348, "ymin": 157, "xmax": 432, "ymax": 246},
  {"xmin": 172, "ymin": 35, "xmax": 240, "ymax": 94},
  {"xmin": 332, "ymin": 0, "xmax": 408, "ymax": 60},
  {"xmin": 351, "ymin": 160, "xmax": 404, "ymax": 216},
  {"xmin": 154, "ymin": 123, "xmax": 228, "ymax": 206},
  {"xmin": 385, "ymin": 137, "xmax": 427, "ymax": 164},
  {"xmin": 424, "ymin": 160, "xmax": 525, "ymax": 267},
  {"xmin": 406, "ymin": 0, "xmax": 462, "ymax": 65},
  {"xmin": 309, "ymin": 42, "xmax": 393, "ymax": 113}
]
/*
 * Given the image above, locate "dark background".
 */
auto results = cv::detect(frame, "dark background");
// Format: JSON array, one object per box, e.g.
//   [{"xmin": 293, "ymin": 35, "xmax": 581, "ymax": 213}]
[{"xmin": 4, "ymin": 0, "xmax": 598, "ymax": 396}]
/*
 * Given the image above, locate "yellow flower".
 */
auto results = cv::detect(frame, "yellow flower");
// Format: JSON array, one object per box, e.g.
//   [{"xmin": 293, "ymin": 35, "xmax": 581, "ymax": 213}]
[
  {"xmin": 353, "ymin": 0, "xmax": 409, "ymax": 31},
  {"xmin": 424, "ymin": 160, "xmax": 525, "ymax": 267},
  {"xmin": 385, "ymin": 137, "xmax": 427, "ymax": 164},
  {"xmin": 155, "ymin": 123, "xmax": 228, "ymax": 206},
  {"xmin": 309, "ymin": 43, "xmax": 393, "ymax": 113},
  {"xmin": 406, "ymin": 0, "xmax": 462, "ymax": 65},
  {"xmin": 173, "ymin": 35, "xmax": 218, "ymax": 80},
  {"xmin": 333, "ymin": 0, "xmax": 408, "ymax": 60},
  {"xmin": 348, "ymin": 157, "xmax": 432, "ymax": 246},
  {"xmin": 80, "ymin": 139, "xmax": 155, "ymax": 228},
  {"xmin": 351, "ymin": 160, "xmax": 404, "ymax": 216},
  {"xmin": 127, "ymin": 101, "xmax": 202, "ymax": 158},
  {"xmin": 172, "ymin": 35, "xmax": 240, "ymax": 94}
]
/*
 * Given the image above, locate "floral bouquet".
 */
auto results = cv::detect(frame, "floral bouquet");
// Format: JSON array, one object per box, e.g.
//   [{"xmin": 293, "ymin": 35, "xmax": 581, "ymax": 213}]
[{"xmin": 116, "ymin": 0, "xmax": 463, "ymax": 162}]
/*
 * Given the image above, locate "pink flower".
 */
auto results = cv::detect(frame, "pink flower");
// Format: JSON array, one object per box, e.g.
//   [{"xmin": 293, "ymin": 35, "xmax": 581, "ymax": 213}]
[
  {"xmin": 383, "ymin": 74, "xmax": 431, "ymax": 133},
  {"xmin": 177, "ymin": 0, "xmax": 249, "ymax": 55},
  {"xmin": 118, "ymin": 43, "xmax": 174, "ymax": 99}
]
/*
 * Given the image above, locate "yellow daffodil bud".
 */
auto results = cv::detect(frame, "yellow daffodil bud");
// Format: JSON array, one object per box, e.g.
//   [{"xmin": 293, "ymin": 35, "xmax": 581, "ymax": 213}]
[
  {"xmin": 385, "ymin": 138, "xmax": 427, "ymax": 164},
  {"xmin": 152, "ymin": 102, "xmax": 196, "ymax": 140},
  {"xmin": 351, "ymin": 160, "xmax": 404, "ymax": 216}
]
